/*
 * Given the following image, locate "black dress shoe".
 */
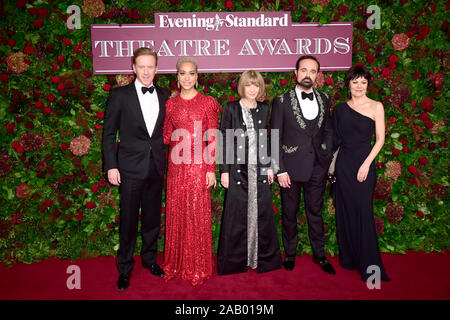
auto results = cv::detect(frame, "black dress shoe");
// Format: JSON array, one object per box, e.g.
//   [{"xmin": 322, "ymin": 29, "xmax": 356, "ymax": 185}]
[
  {"xmin": 117, "ymin": 273, "xmax": 130, "ymax": 291},
  {"xmin": 147, "ymin": 263, "xmax": 165, "ymax": 277},
  {"xmin": 313, "ymin": 256, "xmax": 336, "ymax": 275},
  {"xmin": 283, "ymin": 256, "xmax": 296, "ymax": 271}
]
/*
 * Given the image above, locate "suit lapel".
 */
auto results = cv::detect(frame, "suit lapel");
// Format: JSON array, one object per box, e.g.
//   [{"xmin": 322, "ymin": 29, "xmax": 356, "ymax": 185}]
[
  {"xmin": 288, "ymin": 89, "xmax": 308, "ymax": 133},
  {"xmin": 153, "ymin": 85, "xmax": 166, "ymax": 134},
  {"xmin": 127, "ymin": 82, "xmax": 150, "ymax": 139},
  {"xmin": 312, "ymin": 88, "xmax": 325, "ymax": 135}
]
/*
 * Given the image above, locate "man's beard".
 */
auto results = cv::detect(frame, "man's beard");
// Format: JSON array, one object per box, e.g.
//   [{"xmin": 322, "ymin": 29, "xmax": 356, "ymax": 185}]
[{"xmin": 297, "ymin": 77, "xmax": 313, "ymax": 89}]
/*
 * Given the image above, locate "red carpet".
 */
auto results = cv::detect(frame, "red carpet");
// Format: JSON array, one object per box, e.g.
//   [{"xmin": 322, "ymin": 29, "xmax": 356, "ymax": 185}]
[{"xmin": 1, "ymin": 251, "xmax": 449, "ymax": 300}]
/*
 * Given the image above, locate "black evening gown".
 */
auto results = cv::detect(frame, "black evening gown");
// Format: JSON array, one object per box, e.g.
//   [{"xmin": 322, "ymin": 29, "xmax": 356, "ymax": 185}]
[{"xmin": 332, "ymin": 102, "xmax": 390, "ymax": 282}]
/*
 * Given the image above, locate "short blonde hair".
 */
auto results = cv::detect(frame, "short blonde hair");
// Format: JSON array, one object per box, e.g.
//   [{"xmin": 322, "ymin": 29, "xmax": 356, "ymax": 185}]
[
  {"xmin": 176, "ymin": 57, "xmax": 198, "ymax": 73},
  {"xmin": 237, "ymin": 70, "xmax": 265, "ymax": 99},
  {"xmin": 132, "ymin": 47, "xmax": 158, "ymax": 66}
]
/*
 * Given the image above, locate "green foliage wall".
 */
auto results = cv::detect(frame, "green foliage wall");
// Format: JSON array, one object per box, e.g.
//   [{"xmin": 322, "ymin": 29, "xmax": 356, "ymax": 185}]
[{"xmin": 0, "ymin": 0, "xmax": 448, "ymax": 264}]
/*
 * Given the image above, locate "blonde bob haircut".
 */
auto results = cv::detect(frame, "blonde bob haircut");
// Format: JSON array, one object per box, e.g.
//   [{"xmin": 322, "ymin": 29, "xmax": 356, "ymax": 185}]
[{"xmin": 237, "ymin": 70, "xmax": 265, "ymax": 100}]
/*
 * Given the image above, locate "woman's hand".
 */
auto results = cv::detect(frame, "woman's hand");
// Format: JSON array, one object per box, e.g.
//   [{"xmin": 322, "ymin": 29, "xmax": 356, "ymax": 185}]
[
  {"xmin": 206, "ymin": 172, "xmax": 217, "ymax": 189},
  {"xmin": 220, "ymin": 173, "xmax": 229, "ymax": 189},
  {"xmin": 267, "ymin": 169, "xmax": 275, "ymax": 184},
  {"xmin": 357, "ymin": 162, "xmax": 370, "ymax": 182}
]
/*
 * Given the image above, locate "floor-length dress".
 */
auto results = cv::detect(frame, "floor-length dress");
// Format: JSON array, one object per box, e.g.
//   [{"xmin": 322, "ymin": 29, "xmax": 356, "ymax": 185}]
[
  {"xmin": 217, "ymin": 101, "xmax": 282, "ymax": 275},
  {"xmin": 163, "ymin": 92, "xmax": 219, "ymax": 285},
  {"xmin": 333, "ymin": 102, "xmax": 390, "ymax": 282}
]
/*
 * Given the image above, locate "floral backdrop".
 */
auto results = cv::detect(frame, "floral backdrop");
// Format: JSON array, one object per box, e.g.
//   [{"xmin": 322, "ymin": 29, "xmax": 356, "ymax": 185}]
[{"xmin": 0, "ymin": 0, "xmax": 448, "ymax": 265}]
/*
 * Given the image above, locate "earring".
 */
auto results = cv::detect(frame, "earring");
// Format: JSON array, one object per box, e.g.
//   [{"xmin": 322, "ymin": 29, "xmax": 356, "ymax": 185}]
[
  {"xmin": 177, "ymin": 81, "xmax": 180, "ymax": 89},
  {"xmin": 195, "ymin": 80, "xmax": 198, "ymax": 88}
]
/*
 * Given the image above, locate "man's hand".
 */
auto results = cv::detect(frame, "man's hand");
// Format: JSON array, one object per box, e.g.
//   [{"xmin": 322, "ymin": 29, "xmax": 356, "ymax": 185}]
[
  {"xmin": 220, "ymin": 172, "xmax": 229, "ymax": 189},
  {"xmin": 278, "ymin": 173, "xmax": 291, "ymax": 188},
  {"xmin": 107, "ymin": 168, "xmax": 121, "ymax": 186}
]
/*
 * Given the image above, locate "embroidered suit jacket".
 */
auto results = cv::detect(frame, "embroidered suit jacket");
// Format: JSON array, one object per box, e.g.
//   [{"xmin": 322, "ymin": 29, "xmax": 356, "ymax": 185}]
[{"xmin": 270, "ymin": 88, "xmax": 334, "ymax": 182}]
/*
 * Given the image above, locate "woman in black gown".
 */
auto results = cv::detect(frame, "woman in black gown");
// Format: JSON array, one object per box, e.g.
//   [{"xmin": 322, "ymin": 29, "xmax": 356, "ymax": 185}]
[
  {"xmin": 217, "ymin": 70, "xmax": 282, "ymax": 275},
  {"xmin": 332, "ymin": 65, "xmax": 390, "ymax": 282}
]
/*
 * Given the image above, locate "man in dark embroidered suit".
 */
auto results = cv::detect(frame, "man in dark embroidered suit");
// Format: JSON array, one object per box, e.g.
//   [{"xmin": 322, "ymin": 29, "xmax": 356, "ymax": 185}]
[{"xmin": 270, "ymin": 55, "xmax": 335, "ymax": 274}]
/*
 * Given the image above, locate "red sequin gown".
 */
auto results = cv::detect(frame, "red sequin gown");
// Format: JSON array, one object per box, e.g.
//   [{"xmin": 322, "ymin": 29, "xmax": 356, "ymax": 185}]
[{"xmin": 163, "ymin": 92, "xmax": 219, "ymax": 285}]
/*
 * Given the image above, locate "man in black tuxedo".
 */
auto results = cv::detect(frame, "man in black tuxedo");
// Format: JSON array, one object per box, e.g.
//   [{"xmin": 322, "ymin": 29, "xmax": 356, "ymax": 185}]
[
  {"xmin": 270, "ymin": 55, "xmax": 335, "ymax": 274},
  {"xmin": 103, "ymin": 48, "xmax": 169, "ymax": 290}
]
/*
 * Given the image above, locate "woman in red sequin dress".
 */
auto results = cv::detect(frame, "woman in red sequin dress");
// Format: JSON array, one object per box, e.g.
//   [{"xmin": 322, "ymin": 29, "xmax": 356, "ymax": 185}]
[{"xmin": 163, "ymin": 57, "xmax": 219, "ymax": 285}]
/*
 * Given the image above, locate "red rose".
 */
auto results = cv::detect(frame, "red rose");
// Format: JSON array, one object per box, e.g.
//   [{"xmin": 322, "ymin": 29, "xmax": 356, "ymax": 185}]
[
  {"xmin": 43, "ymin": 199, "xmax": 53, "ymax": 207},
  {"xmin": 86, "ymin": 202, "xmax": 96, "ymax": 209},
  {"xmin": 225, "ymin": 1, "xmax": 233, "ymax": 9},
  {"xmin": 413, "ymin": 70, "xmax": 421, "ymax": 79},
  {"xmin": 417, "ymin": 211, "xmax": 425, "ymax": 218},
  {"xmin": 280, "ymin": 78, "xmax": 288, "ymax": 86},
  {"xmin": 421, "ymin": 99, "xmax": 434, "ymax": 112},
  {"xmin": 376, "ymin": 162, "xmax": 384, "ymax": 169},
  {"xmin": 418, "ymin": 112, "xmax": 430, "ymax": 122},
  {"xmin": 38, "ymin": 8, "xmax": 49, "ymax": 19},
  {"xmin": 72, "ymin": 60, "xmax": 81, "ymax": 69},
  {"xmin": 63, "ymin": 38, "xmax": 71, "ymax": 46},
  {"xmin": 103, "ymin": 83, "xmax": 111, "ymax": 91},
  {"xmin": 8, "ymin": 39, "xmax": 16, "ymax": 47},
  {"xmin": 12, "ymin": 141, "xmax": 24, "ymax": 153},
  {"xmin": 408, "ymin": 165, "xmax": 419, "ymax": 175},
  {"xmin": 28, "ymin": 7, "xmax": 38, "ymax": 15},
  {"xmin": 94, "ymin": 124, "xmax": 102, "ymax": 130},
  {"xmin": 325, "ymin": 77, "xmax": 334, "ymax": 85},
  {"xmin": 392, "ymin": 148, "xmax": 401, "ymax": 156},
  {"xmin": 273, "ymin": 204, "xmax": 279, "ymax": 214},
  {"xmin": 418, "ymin": 25, "xmax": 430, "ymax": 36},
  {"xmin": 45, "ymin": 94, "xmax": 55, "ymax": 102},
  {"xmin": 91, "ymin": 184, "xmax": 99, "ymax": 193},
  {"xmin": 57, "ymin": 83, "xmax": 65, "ymax": 91},
  {"xmin": 424, "ymin": 122, "xmax": 434, "ymax": 129},
  {"xmin": 418, "ymin": 157, "xmax": 429, "ymax": 165},
  {"xmin": 389, "ymin": 54, "xmax": 398, "ymax": 64},
  {"xmin": 98, "ymin": 179, "xmax": 107, "ymax": 187},
  {"xmin": 408, "ymin": 177, "xmax": 416, "ymax": 185},
  {"xmin": 33, "ymin": 19, "xmax": 43, "ymax": 29},
  {"xmin": 24, "ymin": 45, "xmax": 35, "ymax": 55},
  {"xmin": 6, "ymin": 123, "xmax": 15, "ymax": 134},
  {"xmin": 229, "ymin": 96, "xmax": 236, "ymax": 102},
  {"xmin": 57, "ymin": 55, "xmax": 65, "ymax": 63},
  {"xmin": 382, "ymin": 68, "xmax": 390, "ymax": 77},
  {"xmin": 42, "ymin": 107, "xmax": 52, "ymax": 115},
  {"xmin": 95, "ymin": 111, "xmax": 104, "ymax": 119},
  {"xmin": 25, "ymin": 121, "xmax": 34, "ymax": 129},
  {"xmin": 402, "ymin": 146, "xmax": 409, "ymax": 153},
  {"xmin": 76, "ymin": 211, "xmax": 83, "ymax": 221},
  {"xmin": 51, "ymin": 76, "xmax": 60, "ymax": 84},
  {"xmin": 60, "ymin": 142, "xmax": 68, "ymax": 151},
  {"xmin": 399, "ymin": 137, "xmax": 407, "ymax": 145},
  {"xmin": 230, "ymin": 82, "xmax": 237, "ymax": 90},
  {"xmin": 366, "ymin": 53, "xmax": 375, "ymax": 64}
]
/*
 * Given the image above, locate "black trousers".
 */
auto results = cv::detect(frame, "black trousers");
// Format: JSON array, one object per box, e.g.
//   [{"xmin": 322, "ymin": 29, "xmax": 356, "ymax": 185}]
[
  {"xmin": 117, "ymin": 154, "xmax": 164, "ymax": 275},
  {"xmin": 280, "ymin": 161, "xmax": 328, "ymax": 259}
]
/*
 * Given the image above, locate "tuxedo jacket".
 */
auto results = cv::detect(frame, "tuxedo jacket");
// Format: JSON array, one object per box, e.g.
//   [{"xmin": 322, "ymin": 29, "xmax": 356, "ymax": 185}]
[
  {"xmin": 103, "ymin": 81, "xmax": 169, "ymax": 180},
  {"xmin": 270, "ymin": 88, "xmax": 334, "ymax": 182}
]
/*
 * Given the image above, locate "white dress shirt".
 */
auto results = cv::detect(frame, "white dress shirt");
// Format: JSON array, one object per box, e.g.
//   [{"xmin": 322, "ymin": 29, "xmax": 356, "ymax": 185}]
[
  {"xmin": 295, "ymin": 86, "xmax": 318, "ymax": 120},
  {"xmin": 135, "ymin": 79, "xmax": 159, "ymax": 138}
]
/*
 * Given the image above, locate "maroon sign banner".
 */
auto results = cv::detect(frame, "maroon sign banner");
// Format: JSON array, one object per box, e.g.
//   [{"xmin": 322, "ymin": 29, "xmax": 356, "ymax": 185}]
[{"xmin": 91, "ymin": 11, "xmax": 353, "ymax": 74}]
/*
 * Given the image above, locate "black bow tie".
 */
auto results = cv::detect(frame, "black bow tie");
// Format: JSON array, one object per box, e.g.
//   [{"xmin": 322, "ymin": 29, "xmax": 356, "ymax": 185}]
[
  {"xmin": 301, "ymin": 91, "xmax": 314, "ymax": 101},
  {"xmin": 141, "ymin": 86, "xmax": 155, "ymax": 94}
]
